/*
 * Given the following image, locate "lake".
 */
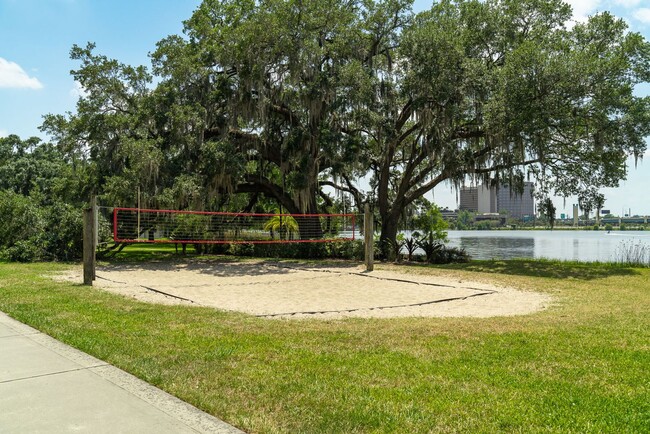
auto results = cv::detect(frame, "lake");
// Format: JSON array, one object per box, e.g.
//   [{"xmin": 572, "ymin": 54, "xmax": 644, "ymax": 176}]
[{"xmin": 445, "ymin": 230, "xmax": 650, "ymax": 262}]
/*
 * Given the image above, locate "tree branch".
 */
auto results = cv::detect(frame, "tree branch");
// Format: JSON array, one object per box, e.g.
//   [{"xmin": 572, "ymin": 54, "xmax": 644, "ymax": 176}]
[{"xmin": 236, "ymin": 175, "xmax": 300, "ymax": 214}]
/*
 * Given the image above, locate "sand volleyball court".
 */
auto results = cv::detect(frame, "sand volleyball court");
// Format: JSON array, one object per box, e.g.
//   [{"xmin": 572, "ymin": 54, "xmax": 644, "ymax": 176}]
[{"xmin": 58, "ymin": 260, "xmax": 550, "ymax": 319}]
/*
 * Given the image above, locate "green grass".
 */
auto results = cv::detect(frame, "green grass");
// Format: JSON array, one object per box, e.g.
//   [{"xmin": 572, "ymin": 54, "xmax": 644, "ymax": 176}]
[
  {"xmin": 99, "ymin": 242, "xmax": 188, "ymax": 261},
  {"xmin": 1, "ymin": 258, "xmax": 649, "ymax": 433}
]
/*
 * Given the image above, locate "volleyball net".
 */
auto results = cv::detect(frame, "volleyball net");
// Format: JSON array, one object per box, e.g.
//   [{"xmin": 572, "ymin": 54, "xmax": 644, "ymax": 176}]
[{"xmin": 111, "ymin": 207, "xmax": 358, "ymax": 244}]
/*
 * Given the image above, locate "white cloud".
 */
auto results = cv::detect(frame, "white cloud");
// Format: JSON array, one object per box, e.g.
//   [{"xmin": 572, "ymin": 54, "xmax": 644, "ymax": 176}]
[
  {"xmin": 633, "ymin": 8, "xmax": 650, "ymax": 23},
  {"xmin": 70, "ymin": 81, "xmax": 89, "ymax": 98},
  {"xmin": 0, "ymin": 129, "xmax": 8, "ymax": 138},
  {"xmin": 0, "ymin": 58, "xmax": 43, "ymax": 89},
  {"xmin": 614, "ymin": 0, "xmax": 642, "ymax": 8},
  {"xmin": 565, "ymin": 0, "xmax": 602, "ymax": 23}
]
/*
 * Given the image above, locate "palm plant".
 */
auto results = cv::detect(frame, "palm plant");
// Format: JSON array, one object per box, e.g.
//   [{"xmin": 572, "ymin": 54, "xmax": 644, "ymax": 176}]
[
  {"xmin": 263, "ymin": 212, "xmax": 299, "ymax": 240},
  {"xmin": 404, "ymin": 232, "xmax": 420, "ymax": 261}
]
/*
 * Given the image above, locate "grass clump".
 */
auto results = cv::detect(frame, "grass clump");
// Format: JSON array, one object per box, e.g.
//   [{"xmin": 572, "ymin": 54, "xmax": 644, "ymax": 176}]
[
  {"xmin": 0, "ymin": 259, "xmax": 649, "ymax": 433},
  {"xmin": 615, "ymin": 240, "xmax": 650, "ymax": 267}
]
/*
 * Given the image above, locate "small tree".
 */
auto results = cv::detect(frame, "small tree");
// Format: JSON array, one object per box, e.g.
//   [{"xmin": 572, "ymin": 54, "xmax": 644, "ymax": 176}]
[
  {"xmin": 413, "ymin": 206, "xmax": 449, "ymax": 262},
  {"xmin": 594, "ymin": 193, "xmax": 605, "ymax": 226},
  {"xmin": 539, "ymin": 197, "xmax": 556, "ymax": 230},
  {"xmin": 414, "ymin": 205, "xmax": 448, "ymax": 243},
  {"xmin": 455, "ymin": 210, "xmax": 474, "ymax": 230},
  {"xmin": 578, "ymin": 194, "xmax": 593, "ymax": 224}
]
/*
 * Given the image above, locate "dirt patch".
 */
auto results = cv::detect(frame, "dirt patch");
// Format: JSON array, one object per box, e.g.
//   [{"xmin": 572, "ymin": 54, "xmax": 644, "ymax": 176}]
[{"xmin": 54, "ymin": 260, "xmax": 551, "ymax": 319}]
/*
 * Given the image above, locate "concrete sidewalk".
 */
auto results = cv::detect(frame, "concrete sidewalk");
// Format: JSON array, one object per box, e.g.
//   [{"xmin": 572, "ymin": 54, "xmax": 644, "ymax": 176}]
[{"xmin": 0, "ymin": 311, "xmax": 244, "ymax": 433}]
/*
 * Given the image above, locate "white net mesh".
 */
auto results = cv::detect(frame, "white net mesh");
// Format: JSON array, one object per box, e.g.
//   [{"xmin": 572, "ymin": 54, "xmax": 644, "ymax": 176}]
[{"xmin": 111, "ymin": 208, "xmax": 358, "ymax": 244}]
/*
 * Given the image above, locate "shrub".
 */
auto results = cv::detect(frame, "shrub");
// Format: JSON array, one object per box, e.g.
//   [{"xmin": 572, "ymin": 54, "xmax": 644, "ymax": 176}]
[
  {"xmin": 228, "ymin": 243, "xmax": 255, "ymax": 257},
  {"xmin": 3, "ymin": 238, "xmax": 45, "ymax": 262},
  {"xmin": 416, "ymin": 233, "xmax": 444, "ymax": 263},
  {"xmin": 43, "ymin": 202, "xmax": 83, "ymax": 261},
  {"xmin": 403, "ymin": 236, "xmax": 419, "ymax": 261},
  {"xmin": 391, "ymin": 234, "xmax": 406, "ymax": 261},
  {"xmin": 442, "ymin": 246, "xmax": 471, "ymax": 263},
  {"xmin": 414, "ymin": 233, "xmax": 470, "ymax": 264},
  {"xmin": 427, "ymin": 245, "xmax": 471, "ymax": 264},
  {"xmin": 605, "ymin": 223, "xmax": 613, "ymax": 231},
  {"xmin": 475, "ymin": 220, "xmax": 497, "ymax": 230},
  {"xmin": 0, "ymin": 191, "xmax": 85, "ymax": 262},
  {"xmin": 224, "ymin": 240, "xmax": 350, "ymax": 260},
  {"xmin": 0, "ymin": 191, "xmax": 44, "ymax": 247},
  {"xmin": 374, "ymin": 235, "xmax": 388, "ymax": 260},
  {"xmin": 326, "ymin": 240, "xmax": 364, "ymax": 260},
  {"xmin": 0, "ymin": 191, "xmax": 46, "ymax": 261}
]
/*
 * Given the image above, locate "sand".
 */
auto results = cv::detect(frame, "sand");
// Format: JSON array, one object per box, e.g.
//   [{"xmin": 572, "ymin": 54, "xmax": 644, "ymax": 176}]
[{"xmin": 54, "ymin": 260, "xmax": 551, "ymax": 320}]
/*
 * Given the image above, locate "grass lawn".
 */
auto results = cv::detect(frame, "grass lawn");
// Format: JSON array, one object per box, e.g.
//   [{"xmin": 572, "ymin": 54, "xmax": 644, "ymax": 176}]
[{"xmin": 0, "ymin": 256, "xmax": 649, "ymax": 433}]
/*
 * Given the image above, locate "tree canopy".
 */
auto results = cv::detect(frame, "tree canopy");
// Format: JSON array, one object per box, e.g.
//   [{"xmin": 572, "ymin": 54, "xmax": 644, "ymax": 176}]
[
  {"xmin": 41, "ymin": 0, "xmax": 650, "ymax": 256},
  {"xmin": 0, "ymin": 135, "xmax": 86, "ymax": 261}
]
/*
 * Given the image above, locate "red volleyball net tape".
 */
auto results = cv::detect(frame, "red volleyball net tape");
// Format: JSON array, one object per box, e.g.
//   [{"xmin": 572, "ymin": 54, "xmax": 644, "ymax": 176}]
[{"xmin": 112, "ymin": 207, "xmax": 357, "ymax": 244}]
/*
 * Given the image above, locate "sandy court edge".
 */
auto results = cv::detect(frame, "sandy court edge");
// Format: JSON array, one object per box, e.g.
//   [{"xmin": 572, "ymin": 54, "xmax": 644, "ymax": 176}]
[{"xmin": 53, "ymin": 260, "xmax": 552, "ymax": 320}]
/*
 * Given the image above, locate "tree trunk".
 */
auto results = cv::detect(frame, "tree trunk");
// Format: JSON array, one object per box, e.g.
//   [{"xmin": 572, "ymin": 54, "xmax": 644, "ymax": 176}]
[
  {"xmin": 294, "ymin": 215, "xmax": 323, "ymax": 240},
  {"xmin": 294, "ymin": 194, "xmax": 324, "ymax": 240},
  {"xmin": 379, "ymin": 210, "xmax": 401, "ymax": 260}
]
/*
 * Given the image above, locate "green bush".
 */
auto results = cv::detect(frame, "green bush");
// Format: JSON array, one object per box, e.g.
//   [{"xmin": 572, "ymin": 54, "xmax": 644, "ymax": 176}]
[
  {"xmin": 326, "ymin": 240, "xmax": 364, "ymax": 260},
  {"xmin": 475, "ymin": 220, "xmax": 498, "ymax": 230},
  {"xmin": 416, "ymin": 233, "xmax": 443, "ymax": 263},
  {"xmin": 0, "ymin": 191, "xmax": 43, "ymax": 246},
  {"xmin": 605, "ymin": 223, "xmax": 613, "ymax": 231},
  {"xmin": 428, "ymin": 245, "xmax": 470, "ymax": 264},
  {"xmin": 223, "ymin": 240, "xmax": 359, "ymax": 260},
  {"xmin": 0, "ymin": 190, "xmax": 83, "ymax": 262},
  {"xmin": 227, "ymin": 242, "xmax": 256, "ymax": 257},
  {"xmin": 3, "ymin": 238, "xmax": 45, "ymax": 262},
  {"xmin": 413, "ymin": 231, "xmax": 471, "ymax": 264},
  {"xmin": 43, "ymin": 202, "xmax": 83, "ymax": 261},
  {"xmin": 0, "ymin": 191, "xmax": 45, "ymax": 261}
]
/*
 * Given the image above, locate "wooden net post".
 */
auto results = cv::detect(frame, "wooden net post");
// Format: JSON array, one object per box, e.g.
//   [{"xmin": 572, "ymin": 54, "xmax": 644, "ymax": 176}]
[
  {"xmin": 83, "ymin": 197, "xmax": 96, "ymax": 285},
  {"xmin": 364, "ymin": 203, "xmax": 374, "ymax": 272}
]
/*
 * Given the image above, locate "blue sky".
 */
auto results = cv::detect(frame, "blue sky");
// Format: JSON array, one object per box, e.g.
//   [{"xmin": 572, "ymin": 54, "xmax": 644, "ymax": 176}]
[{"xmin": 1, "ymin": 0, "xmax": 649, "ymax": 216}]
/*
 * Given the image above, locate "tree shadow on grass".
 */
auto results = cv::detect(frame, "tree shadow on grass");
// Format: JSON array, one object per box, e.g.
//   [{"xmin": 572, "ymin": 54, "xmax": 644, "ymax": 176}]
[{"xmin": 433, "ymin": 259, "xmax": 642, "ymax": 280}]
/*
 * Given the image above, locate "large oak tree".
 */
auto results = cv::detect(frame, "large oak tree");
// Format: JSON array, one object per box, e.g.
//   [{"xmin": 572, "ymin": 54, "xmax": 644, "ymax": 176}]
[
  {"xmin": 42, "ymin": 0, "xmax": 649, "ymax": 251},
  {"xmin": 351, "ymin": 0, "xmax": 650, "ymax": 256}
]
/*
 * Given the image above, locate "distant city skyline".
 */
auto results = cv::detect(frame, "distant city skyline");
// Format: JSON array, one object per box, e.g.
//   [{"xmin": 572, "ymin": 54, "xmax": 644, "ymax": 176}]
[
  {"xmin": 1, "ymin": 0, "xmax": 649, "ymax": 215},
  {"xmin": 457, "ymin": 183, "xmax": 535, "ymax": 219},
  {"xmin": 430, "ymin": 159, "xmax": 649, "ymax": 217}
]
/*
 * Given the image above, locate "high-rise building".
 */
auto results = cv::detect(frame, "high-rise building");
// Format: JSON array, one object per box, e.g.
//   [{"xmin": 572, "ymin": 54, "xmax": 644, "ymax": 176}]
[
  {"xmin": 459, "ymin": 186, "xmax": 479, "ymax": 212},
  {"xmin": 496, "ymin": 182, "xmax": 535, "ymax": 219},
  {"xmin": 459, "ymin": 182, "xmax": 534, "ymax": 219},
  {"xmin": 459, "ymin": 185, "xmax": 497, "ymax": 213}
]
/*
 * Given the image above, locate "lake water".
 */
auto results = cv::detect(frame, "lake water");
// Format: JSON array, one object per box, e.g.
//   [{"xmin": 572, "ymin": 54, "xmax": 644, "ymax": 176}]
[{"xmin": 445, "ymin": 230, "xmax": 650, "ymax": 262}]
